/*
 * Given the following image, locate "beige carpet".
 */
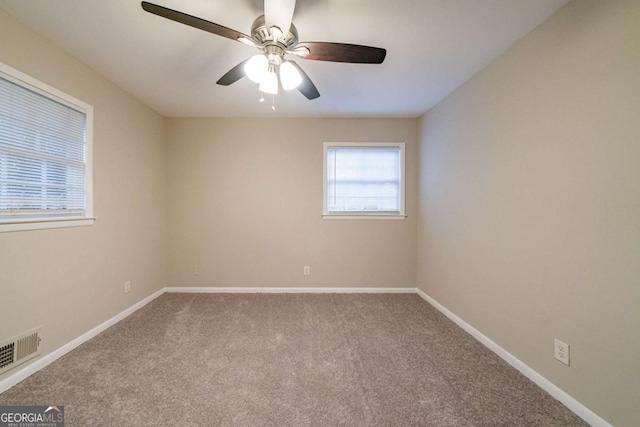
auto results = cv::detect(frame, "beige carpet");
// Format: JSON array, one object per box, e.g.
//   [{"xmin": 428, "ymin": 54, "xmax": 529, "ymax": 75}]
[{"xmin": 0, "ymin": 293, "xmax": 588, "ymax": 426}]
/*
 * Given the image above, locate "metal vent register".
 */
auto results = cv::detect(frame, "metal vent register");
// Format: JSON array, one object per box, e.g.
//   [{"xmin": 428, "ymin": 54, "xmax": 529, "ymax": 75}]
[{"xmin": 0, "ymin": 328, "xmax": 41, "ymax": 375}]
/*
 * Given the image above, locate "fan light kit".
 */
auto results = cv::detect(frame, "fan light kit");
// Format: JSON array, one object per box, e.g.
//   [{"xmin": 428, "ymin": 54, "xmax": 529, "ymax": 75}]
[
  {"xmin": 141, "ymin": 1, "xmax": 386, "ymax": 106},
  {"xmin": 243, "ymin": 55, "xmax": 301, "ymax": 94}
]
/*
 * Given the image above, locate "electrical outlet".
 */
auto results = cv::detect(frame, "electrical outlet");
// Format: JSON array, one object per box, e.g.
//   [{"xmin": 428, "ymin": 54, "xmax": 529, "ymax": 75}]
[
  {"xmin": 124, "ymin": 280, "xmax": 131, "ymax": 294},
  {"xmin": 554, "ymin": 338, "xmax": 570, "ymax": 366},
  {"xmin": 193, "ymin": 264, "xmax": 201, "ymax": 275},
  {"xmin": 303, "ymin": 266, "xmax": 310, "ymax": 276}
]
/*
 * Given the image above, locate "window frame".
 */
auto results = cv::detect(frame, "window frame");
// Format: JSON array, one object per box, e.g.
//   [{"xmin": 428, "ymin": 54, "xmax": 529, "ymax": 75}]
[
  {"xmin": 322, "ymin": 142, "xmax": 406, "ymax": 220},
  {"xmin": 0, "ymin": 62, "xmax": 94, "ymax": 233}
]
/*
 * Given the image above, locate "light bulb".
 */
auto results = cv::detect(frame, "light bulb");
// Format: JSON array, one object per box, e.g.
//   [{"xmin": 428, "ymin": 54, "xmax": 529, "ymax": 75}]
[
  {"xmin": 259, "ymin": 70, "xmax": 279, "ymax": 95},
  {"xmin": 244, "ymin": 54, "xmax": 268, "ymax": 83},
  {"xmin": 279, "ymin": 61, "xmax": 302, "ymax": 91}
]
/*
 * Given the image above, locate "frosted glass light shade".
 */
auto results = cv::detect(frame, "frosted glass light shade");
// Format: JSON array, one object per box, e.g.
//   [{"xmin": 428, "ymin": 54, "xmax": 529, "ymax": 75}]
[
  {"xmin": 280, "ymin": 61, "xmax": 302, "ymax": 91},
  {"xmin": 244, "ymin": 54, "xmax": 268, "ymax": 83},
  {"xmin": 259, "ymin": 71, "xmax": 279, "ymax": 94}
]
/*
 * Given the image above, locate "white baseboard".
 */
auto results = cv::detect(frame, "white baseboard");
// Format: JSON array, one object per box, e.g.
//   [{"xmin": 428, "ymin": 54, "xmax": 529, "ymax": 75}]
[
  {"xmin": 164, "ymin": 286, "xmax": 416, "ymax": 294},
  {"xmin": 0, "ymin": 288, "xmax": 165, "ymax": 394},
  {"xmin": 415, "ymin": 288, "xmax": 610, "ymax": 427}
]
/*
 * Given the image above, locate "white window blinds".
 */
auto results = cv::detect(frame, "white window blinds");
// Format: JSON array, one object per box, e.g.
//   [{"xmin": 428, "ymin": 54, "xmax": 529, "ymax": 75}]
[
  {"xmin": 325, "ymin": 143, "xmax": 404, "ymax": 215},
  {"xmin": 0, "ymin": 73, "xmax": 88, "ymax": 221}
]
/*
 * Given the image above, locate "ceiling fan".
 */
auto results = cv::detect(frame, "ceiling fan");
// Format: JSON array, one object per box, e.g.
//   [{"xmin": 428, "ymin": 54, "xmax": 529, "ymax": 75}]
[{"xmin": 141, "ymin": 0, "xmax": 386, "ymax": 101}]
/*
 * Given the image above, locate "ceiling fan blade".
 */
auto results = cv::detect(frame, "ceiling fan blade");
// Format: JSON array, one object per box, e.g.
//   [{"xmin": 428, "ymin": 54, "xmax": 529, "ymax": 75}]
[
  {"xmin": 141, "ymin": 2, "xmax": 251, "ymax": 44},
  {"xmin": 216, "ymin": 59, "xmax": 250, "ymax": 86},
  {"xmin": 264, "ymin": 0, "xmax": 296, "ymax": 34},
  {"xmin": 295, "ymin": 42, "xmax": 386, "ymax": 64},
  {"xmin": 289, "ymin": 61, "xmax": 320, "ymax": 100}
]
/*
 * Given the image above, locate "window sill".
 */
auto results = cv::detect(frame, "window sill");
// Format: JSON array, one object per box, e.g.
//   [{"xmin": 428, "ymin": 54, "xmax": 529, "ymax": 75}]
[
  {"xmin": 0, "ymin": 217, "xmax": 96, "ymax": 233},
  {"xmin": 322, "ymin": 213, "xmax": 407, "ymax": 220}
]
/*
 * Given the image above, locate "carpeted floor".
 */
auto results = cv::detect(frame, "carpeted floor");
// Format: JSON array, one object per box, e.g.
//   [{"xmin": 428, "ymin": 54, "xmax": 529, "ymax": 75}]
[{"xmin": 0, "ymin": 293, "xmax": 588, "ymax": 426}]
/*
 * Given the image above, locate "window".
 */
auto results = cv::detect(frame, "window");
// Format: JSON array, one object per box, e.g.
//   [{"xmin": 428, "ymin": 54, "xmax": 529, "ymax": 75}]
[
  {"xmin": 323, "ymin": 142, "xmax": 405, "ymax": 219},
  {"xmin": 0, "ymin": 62, "xmax": 94, "ymax": 232}
]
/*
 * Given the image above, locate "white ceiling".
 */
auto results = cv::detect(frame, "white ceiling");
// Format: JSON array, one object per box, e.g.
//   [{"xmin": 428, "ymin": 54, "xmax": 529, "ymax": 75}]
[{"xmin": 0, "ymin": 0, "xmax": 569, "ymax": 118}]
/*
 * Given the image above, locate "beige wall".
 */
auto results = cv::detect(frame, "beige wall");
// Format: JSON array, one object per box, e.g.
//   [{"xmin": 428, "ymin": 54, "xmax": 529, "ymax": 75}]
[
  {"xmin": 417, "ymin": 0, "xmax": 640, "ymax": 425},
  {"xmin": 0, "ymin": 10, "xmax": 166, "ymax": 381},
  {"xmin": 166, "ymin": 118, "xmax": 417, "ymax": 288}
]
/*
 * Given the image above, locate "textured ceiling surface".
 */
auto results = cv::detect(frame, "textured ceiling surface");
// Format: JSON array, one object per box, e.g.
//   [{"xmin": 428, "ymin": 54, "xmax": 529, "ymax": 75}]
[{"xmin": 0, "ymin": 0, "xmax": 569, "ymax": 117}]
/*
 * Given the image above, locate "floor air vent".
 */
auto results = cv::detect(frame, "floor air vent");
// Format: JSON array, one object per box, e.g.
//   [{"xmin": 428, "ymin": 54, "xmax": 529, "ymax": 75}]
[{"xmin": 0, "ymin": 328, "xmax": 42, "ymax": 375}]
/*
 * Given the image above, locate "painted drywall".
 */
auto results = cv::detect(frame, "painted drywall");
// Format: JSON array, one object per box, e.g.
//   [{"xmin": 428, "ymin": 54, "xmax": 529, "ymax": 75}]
[
  {"xmin": 167, "ymin": 118, "xmax": 417, "ymax": 288},
  {"xmin": 0, "ymin": 10, "xmax": 166, "ymax": 381},
  {"xmin": 417, "ymin": 0, "xmax": 640, "ymax": 425}
]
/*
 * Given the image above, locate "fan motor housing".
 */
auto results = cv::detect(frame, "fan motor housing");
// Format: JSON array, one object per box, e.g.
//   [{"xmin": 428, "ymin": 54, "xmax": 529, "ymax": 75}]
[{"xmin": 251, "ymin": 15, "xmax": 299, "ymax": 49}]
